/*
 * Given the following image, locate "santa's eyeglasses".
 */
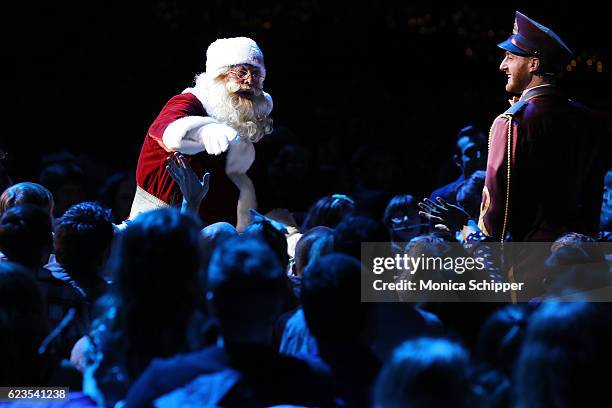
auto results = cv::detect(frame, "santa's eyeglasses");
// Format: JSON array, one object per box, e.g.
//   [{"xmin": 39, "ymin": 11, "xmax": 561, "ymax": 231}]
[{"xmin": 227, "ymin": 69, "xmax": 262, "ymax": 81}]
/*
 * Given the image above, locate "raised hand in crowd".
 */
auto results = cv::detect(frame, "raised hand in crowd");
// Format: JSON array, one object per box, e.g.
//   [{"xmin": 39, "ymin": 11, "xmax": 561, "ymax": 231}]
[
  {"xmin": 418, "ymin": 197, "xmax": 471, "ymax": 233},
  {"xmin": 165, "ymin": 152, "xmax": 210, "ymax": 214}
]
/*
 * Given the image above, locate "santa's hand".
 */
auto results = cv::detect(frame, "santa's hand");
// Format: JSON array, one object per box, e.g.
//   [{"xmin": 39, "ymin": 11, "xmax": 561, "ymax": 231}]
[
  {"xmin": 225, "ymin": 140, "xmax": 255, "ymax": 175},
  {"xmin": 199, "ymin": 123, "xmax": 239, "ymax": 155}
]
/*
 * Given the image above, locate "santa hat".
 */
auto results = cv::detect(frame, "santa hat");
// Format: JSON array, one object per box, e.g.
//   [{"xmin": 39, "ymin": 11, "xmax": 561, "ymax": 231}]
[{"xmin": 206, "ymin": 37, "xmax": 266, "ymax": 79}]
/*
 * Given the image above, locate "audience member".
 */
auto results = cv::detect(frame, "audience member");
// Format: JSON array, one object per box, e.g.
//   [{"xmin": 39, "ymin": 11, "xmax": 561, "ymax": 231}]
[
  {"xmin": 54, "ymin": 202, "xmax": 114, "ymax": 302},
  {"xmin": 374, "ymin": 337, "xmax": 476, "ymax": 408},
  {"xmin": 0, "ymin": 262, "xmax": 50, "ymax": 386},
  {"xmin": 82, "ymin": 208, "xmax": 207, "ymax": 407},
  {"xmin": 0, "ymin": 204, "xmax": 86, "ymax": 358},
  {"xmin": 430, "ymin": 125, "xmax": 487, "ymax": 204},
  {"xmin": 302, "ymin": 194, "xmax": 355, "ymax": 231},
  {"xmin": 124, "ymin": 236, "xmax": 334, "ymax": 407},
  {"xmin": 0, "ymin": 182, "xmax": 54, "ymax": 218},
  {"xmin": 39, "ymin": 162, "xmax": 86, "ymax": 218},
  {"xmin": 302, "ymin": 253, "xmax": 380, "ymax": 408},
  {"xmin": 515, "ymin": 302, "xmax": 612, "ymax": 408},
  {"xmin": 383, "ymin": 194, "xmax": 425, "ymax": 252},
  {"xmin": 97, "ymin": 172, "xmax": 136, "ymax": 224}
]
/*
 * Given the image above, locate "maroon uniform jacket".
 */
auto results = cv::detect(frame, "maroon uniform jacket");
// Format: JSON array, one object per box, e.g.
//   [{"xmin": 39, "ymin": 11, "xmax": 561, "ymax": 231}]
[
  {"xmin": 135, "ymin": 92, "xmax": 238, "ymax": 225},
  {"xmin": 478, "ymin": 85, "xmax": 608, "ymax": 242}
]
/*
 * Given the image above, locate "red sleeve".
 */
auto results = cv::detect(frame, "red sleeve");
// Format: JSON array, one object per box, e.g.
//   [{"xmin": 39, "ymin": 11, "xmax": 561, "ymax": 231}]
[
  {"xmin": 135, "ymin": 93, "xmax": 205, "ymax": 204},
  {"xmin": 147, "ymin": 93, "xmax": 205, "ymax": 145}
]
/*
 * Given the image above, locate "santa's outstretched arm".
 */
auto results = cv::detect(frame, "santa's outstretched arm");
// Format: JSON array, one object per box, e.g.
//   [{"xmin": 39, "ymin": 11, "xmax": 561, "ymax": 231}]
[
  {"xmin": 147, "ymin": 93, "xmax": 239, "ymax": 156},
  {"xmin": 163, "ymin": 116, "xmax": 240, "ymax": 156}
]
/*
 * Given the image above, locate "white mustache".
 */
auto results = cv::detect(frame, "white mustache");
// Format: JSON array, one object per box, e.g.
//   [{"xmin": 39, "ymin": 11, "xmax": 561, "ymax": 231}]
[{"xmin": 225, "ymin": 81, "xmax": 263, "ymax": 96}]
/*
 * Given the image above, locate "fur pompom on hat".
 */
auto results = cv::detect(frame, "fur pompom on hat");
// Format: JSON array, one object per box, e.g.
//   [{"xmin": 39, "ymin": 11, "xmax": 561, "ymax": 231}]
[{"xmin": 206, "ymin": 37, "xmax": 266, "ymax": 78}]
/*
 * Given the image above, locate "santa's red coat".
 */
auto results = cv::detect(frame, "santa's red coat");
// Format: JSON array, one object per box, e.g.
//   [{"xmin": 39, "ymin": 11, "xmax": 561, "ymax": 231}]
[{"xmin": 135, "ymin": 92, "xmax": 238, "ymax": 225}]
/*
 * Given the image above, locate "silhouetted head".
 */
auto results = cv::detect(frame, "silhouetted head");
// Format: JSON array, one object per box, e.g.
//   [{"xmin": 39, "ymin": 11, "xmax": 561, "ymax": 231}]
[
  {"xmin": 54, "ymin": 202, "xmax": 114, "ymax": 283},
  {"xmin": 0, "ymin": 204, "xmax": 53, "ymax": 270},
  {"xmin": 207, "ymin": 236, "xmax": 285, "ymax": 344},
  {"xmin": 0, "ymin": 182, "xmax": 54, "ymax": 218},
  {"xmin": 374, "ymin": 337, "xmax": 474, "ymax": 408},
  {"xmin": 301, "ymin": 253, "xmax": 369, "ymax": 342},
  {"xmin": 515, "ymin": 302, "xmax": 612, "ymax": 408},
  {"xmin": 302, "ymin": 194, "xmax": 355, "ymax": 231}
]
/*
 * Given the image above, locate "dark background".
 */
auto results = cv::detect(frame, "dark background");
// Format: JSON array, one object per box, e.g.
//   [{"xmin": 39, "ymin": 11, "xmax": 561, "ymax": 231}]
[{"xmin": 3, "ymin": 0, "xmax": 610, "ymax": 213}]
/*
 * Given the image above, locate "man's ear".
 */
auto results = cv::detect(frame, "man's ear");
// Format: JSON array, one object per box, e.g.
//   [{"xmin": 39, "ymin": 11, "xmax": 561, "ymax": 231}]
[{"xmin": 528, "ymin": 57, "xmax": 541, "ymax": 73}]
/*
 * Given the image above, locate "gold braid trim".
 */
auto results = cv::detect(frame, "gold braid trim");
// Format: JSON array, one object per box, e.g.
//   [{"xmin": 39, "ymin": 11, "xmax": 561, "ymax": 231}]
[
  {"xmin": 500, "ymin": 114, "xmax": 516, "ymax": 302},
  {"xmin": 482, "ymin": 115, "xmax": 512, "ymax": 240},
  {"xmin": 500, "ymin": 114, "xmax": 513, "ymax": 243}
]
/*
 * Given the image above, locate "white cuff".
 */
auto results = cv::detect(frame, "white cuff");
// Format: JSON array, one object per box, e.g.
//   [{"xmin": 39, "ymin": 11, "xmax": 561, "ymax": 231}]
[{"xmin": 162, "ymin": 116, "xmax": 219, "ymax": 154}]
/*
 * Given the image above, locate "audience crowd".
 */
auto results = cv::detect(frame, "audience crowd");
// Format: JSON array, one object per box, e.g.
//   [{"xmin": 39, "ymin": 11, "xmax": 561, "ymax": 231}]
[{"xmin": 0, "ymin": 124, "xmax": 610, "ymax": 407}]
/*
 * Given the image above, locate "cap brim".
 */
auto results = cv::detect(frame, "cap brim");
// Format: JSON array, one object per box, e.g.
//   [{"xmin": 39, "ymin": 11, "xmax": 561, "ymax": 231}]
[{"xmin": 497, "ymin": 39, "xmax": 531, "ymax": 56}]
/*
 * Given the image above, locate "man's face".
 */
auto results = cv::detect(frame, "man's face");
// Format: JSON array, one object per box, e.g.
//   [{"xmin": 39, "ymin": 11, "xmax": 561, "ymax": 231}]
[
  {"xmin": 499, "ymin": 51, "xmax": 533, "ymax": 94},
  {"xmin": 223, "ymin": 64, "xmax": 263, "ymax": 99},
  {"xmin": 456, "ymin": 136, "xmax": 485, "ymax": 177}
]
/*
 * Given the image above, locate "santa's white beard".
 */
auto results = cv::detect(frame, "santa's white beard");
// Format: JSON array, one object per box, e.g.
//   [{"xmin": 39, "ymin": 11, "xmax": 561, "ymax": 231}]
[{"xmin": 193, "ymin": 73, "xmax": 273, "ymax": 143}]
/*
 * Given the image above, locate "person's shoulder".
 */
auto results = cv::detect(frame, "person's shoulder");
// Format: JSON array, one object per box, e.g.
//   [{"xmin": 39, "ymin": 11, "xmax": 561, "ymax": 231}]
[
  {"xmin": 515, "ymin": 89, "xmax": 577, "ymax": 122},
  {"xmin": 503, "ymin": 99, "xmax": 529, "ymax": 117},
  {"xmin": 168, "ymin": 92, "xmax": 201, "ymax": 105},
  {"xmin": 161, "ymin": 92, "xmax": 205, "ymax": 114}
]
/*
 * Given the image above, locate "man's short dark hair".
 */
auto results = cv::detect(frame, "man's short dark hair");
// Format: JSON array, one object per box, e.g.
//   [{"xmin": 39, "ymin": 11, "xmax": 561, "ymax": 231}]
[
  {"xmin": 208, "ymin": 236, "xmax": 286, "ymax": 329},
  {"xmin": 301, "ymin": 253, "xmax": 368, "ymax": 341},
  {"xmin": 208, "ymin": 236, "xmax": 284, "ymax": 302},
  {"xmin": 54, "ymin": 202, "xmax": 114, "ymax": 278}
]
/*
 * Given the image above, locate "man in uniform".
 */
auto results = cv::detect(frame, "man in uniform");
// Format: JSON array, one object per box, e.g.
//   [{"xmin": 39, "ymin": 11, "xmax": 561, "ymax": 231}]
[
  {"xmin": 420, "ymin": 12, "xmax": 608, "ymax": 300},
  {"xmin": 478, "ymin": 11, "xmax": 606, "ymax": 242}
]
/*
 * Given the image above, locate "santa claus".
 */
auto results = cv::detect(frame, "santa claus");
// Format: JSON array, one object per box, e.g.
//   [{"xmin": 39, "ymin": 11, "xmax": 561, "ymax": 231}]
[{"xmin": 130, "ymin": 37, "xmax": 273, "ymax": 225}]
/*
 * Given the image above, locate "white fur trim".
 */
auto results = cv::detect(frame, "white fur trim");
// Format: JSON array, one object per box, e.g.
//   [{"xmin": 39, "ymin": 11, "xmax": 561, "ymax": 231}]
[
  {"xmin": 185, "ymin": 86, "xmax": 216, "ymax": 120},
  {"xmin": 183, "ymin": 87, "xmax": 206, "ymax": 109},
  {"xmin": 205, "ymin": 37, "xmax": 266, "ymax": 78},
  {"xmin": 162, "ymin": 116, "xmax": 218, "ymax": 154},
  {"xmin": 262, "ymin": 92, "xmax": 273, "ymax": 115},
  {"xmin": 129, "ymin": 186, "xmax": 169, "ymax": 220}
]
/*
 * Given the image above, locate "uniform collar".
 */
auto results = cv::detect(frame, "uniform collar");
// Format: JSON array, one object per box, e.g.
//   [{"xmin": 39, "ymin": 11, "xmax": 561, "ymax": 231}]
[{"xmin": 519, "ymin": 83, "xmax": 558, "ymax": 101}]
